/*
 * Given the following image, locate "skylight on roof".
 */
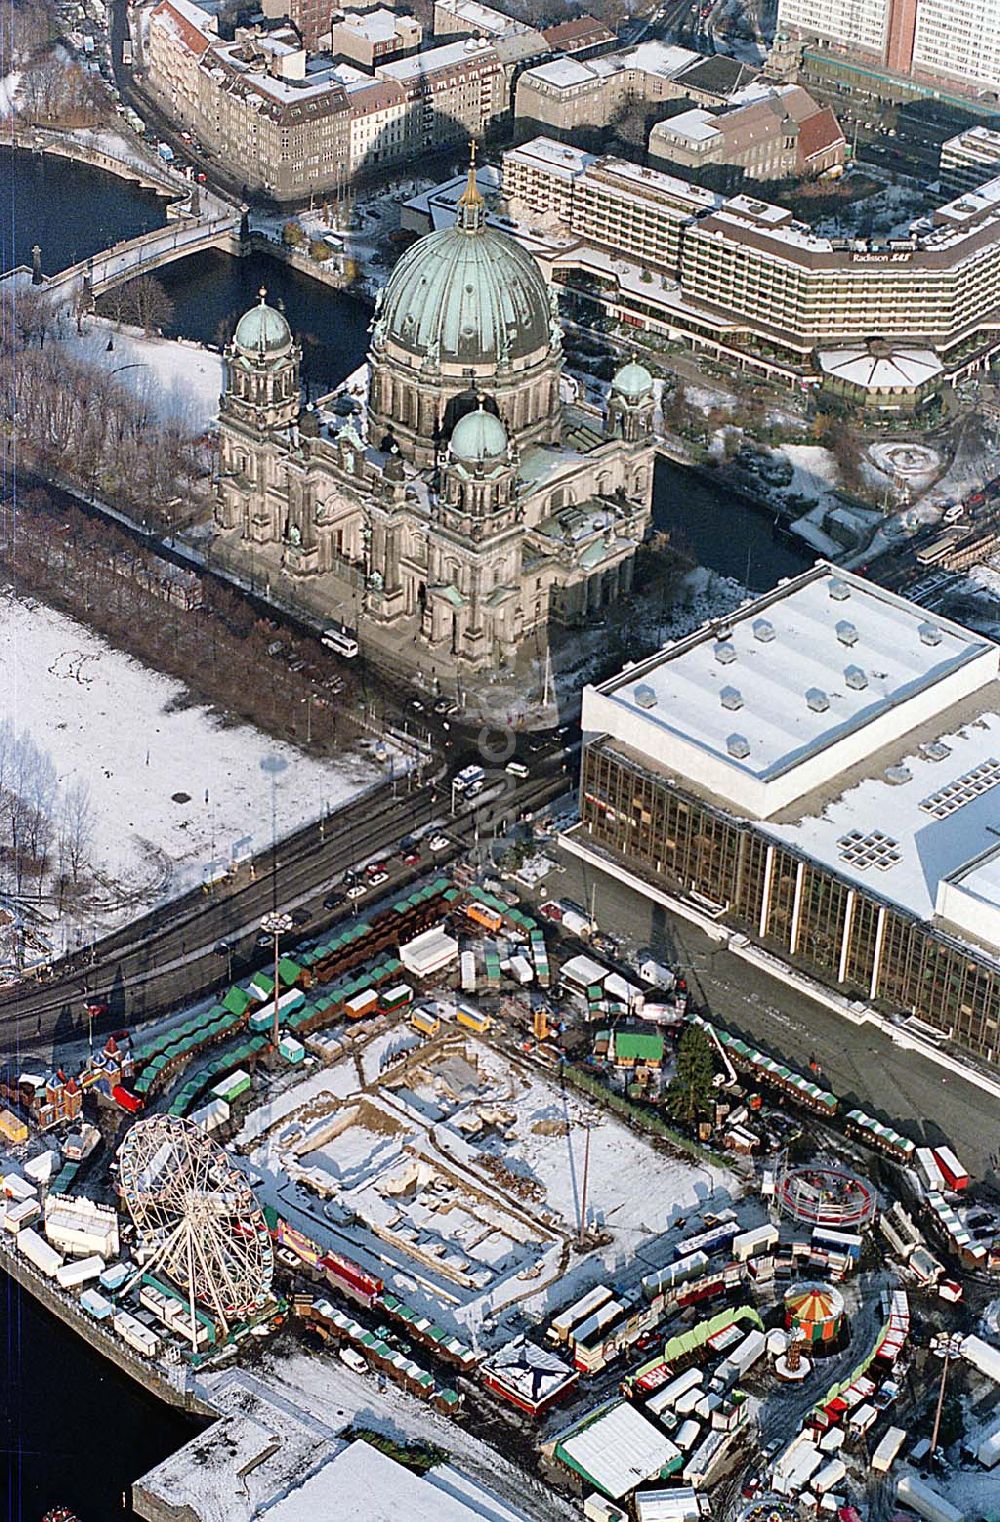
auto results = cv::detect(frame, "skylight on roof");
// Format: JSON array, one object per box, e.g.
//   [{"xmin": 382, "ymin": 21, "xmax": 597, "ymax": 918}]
[
  {"xmin": 837, "ymin": 829, "xmax": 901, "ymax": 871},
  {"xmin": 919, "ymin": 757, "xmax": 1000, "ymax": 818}
]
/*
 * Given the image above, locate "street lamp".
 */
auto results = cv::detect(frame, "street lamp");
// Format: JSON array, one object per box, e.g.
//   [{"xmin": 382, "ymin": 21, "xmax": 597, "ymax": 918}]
[
  {"xmin": 929, "ymin": 1330, "xmax": 964, "ymax": 1457},
  {"xmin": 260, "ymin": 910, "xmax": 292, "ymax": 1046}
]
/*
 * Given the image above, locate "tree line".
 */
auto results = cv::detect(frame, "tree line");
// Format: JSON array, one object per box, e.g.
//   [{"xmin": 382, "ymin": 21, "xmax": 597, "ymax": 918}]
[
  {"xmin": 0, "ymin": 716, "xmax": 93, "ymax": 905},
  {"xmin": 4, "ymin": 286, "xmax": 204, "ymax": 530},
  {"xmin": 3, "ymin": 487, "xmax": 362, "ymax": 759}
]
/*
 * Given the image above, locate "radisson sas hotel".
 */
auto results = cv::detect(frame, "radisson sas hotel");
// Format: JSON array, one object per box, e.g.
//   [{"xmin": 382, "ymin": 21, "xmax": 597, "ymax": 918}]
[
  {"xmin": 503, "ymin": 137, "xmax": 1000, "ymax": 407},
  {"xmin": 578, "ymin": 565, "xmax": 1000, "ymax": 1061}
]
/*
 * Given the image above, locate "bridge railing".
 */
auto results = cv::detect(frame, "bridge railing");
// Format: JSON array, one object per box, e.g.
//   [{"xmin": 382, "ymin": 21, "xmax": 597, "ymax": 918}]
[{"xmin": 48, "ymin": 215, "xmax": 240, "ymax": 296}]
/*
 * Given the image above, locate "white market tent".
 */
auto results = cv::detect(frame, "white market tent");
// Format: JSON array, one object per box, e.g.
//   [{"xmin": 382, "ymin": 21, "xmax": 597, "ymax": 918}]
[{"xmin": 555, "ymin": 1400, "xmax": 681, "ymax": 1500}]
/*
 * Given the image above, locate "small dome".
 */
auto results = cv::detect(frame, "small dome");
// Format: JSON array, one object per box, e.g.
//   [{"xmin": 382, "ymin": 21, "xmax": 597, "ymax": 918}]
[
  {"xmin": 234, "ymin": 288, "xmax": 293, "ymax": 357},
  {"xmin": 450, "ymin": 404, "xmax": 508, "ymax": 463},
  {"xmin": 612, "ymin": 361, "xmax": 653, "ymax": 402}
]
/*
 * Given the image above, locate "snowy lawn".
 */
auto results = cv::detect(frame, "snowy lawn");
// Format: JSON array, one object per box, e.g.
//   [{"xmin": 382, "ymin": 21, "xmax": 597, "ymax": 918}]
[
  {"xmin": 0, "ymin": 591, "xmax": 378, "ymax": 939},
  {"xmin": 55, "ymin": 309, "xmax": 223, "ymax": 431}
]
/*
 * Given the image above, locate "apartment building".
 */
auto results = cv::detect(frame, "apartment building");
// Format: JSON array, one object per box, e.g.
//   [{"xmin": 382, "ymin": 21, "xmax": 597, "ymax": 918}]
[
  {"xmin": 540, "ymin": 16, "xmax": 616, "ymax": 57},
  {"xmin": 648, "ymin": 83, "xmax": 844, "ymax": 184},
  {"xmin": 514, "ymin": 41, "xmax": 759, "ymax": 133},
  {"xmin": 260, "ymin": 0, "xmax": 333, "ymax": 49},
  {"xmin": 331, "ymin": 7, "xmax": 422, "ymax": 67},
  {"xmin": 912, "ymin": 0, "xmax": 1000, "ymax": 91},
  {"xmin": 941, "ymin": 126, "xmax": 1000, "ymax": 193},
  {"xmin": 433, "ymin": 0, "xmax": 522, "ymax": 37},
  {"xmin": 146, "ymin": 0, "xmax": 216, "ymax": 117},
  {"xmin": 777, "ymin": 0, "xmax": 1000, "ymax": 94},
  {"xmin": 776, "ymin": 0, "xmax": 890, "ymax": 57},
  {"xmin": 145, "ymin": 1, "xmax": 509, "ymax": 196},
  {"xmin": 374, "ymin": 38, "xmax": 508, "ymax": 151}
]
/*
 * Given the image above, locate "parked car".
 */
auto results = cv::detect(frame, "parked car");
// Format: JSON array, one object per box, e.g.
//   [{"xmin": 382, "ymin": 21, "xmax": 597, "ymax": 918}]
[
  {"xmin": 323, "ymin": 889, "xmax": 346, "ymax": 910},
  {"xmin": 428, "ymin": 834, "xmax": 450, "ymax": 852},
  {"xmin": 368, "ymin": 870, "xmax": 389, "ymax": 887},
  {"xmin": 347, "ymin": 883, "xmax": 367, "ymax": 900},
  {"xmin": 539, "ymin": 902, "xmax": 563, "ymax": 922},
  {"xmin": 339, "ymin": 1347, "xmax": 368, "ymax": 1374}
]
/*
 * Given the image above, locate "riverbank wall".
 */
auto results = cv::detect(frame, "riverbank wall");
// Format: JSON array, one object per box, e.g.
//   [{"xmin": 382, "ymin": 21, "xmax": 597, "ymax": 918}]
[
  {"xmin": 0, "ymin": 1237, "xmax": 217, "ymax": 1417},
  {"xmin": 10, "ymin": 124, "xmax": 185, "ymax": 201}
]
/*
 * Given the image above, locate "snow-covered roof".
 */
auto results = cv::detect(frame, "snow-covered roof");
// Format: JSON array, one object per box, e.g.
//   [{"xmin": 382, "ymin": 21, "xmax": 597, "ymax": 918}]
[
  {"xmin": 377, "ymin": 38, "xmax": 496, "ymax": 80},
  {"xmin": 555, "ymin": 1400, "xmax": 681, "ymax": 1500},
  {"xmin": 656, "ymin": 108, "xmax": 720, "ymax": 144},
  {"xmin": 506, "ymin": 137, "xmax": 595, "ymax": 178},
  {"xmin": 762, "ymin": 697, "xmax": 1000, "ymax": 931},
  {"xmin": 482, "ymin": 1335, "xmax": 577, "ymax": 1405},
  {"xmin": 264, "ymin": 1440, "xmax": 539, "ymax": 1522},
  {"xmin": 436, "ymin": 0, "xmax": 529, "ymax": 35},
  {"xmin": 584, "ymin": 563, "xmax": 998, "ymax": 820},
  {"xmin": 336, "ymin": 7, "xmax": 406, "ymax": 42},
  {"xmin": 817, "ymin": 348, "xmax": 943, "ymax": 391}
]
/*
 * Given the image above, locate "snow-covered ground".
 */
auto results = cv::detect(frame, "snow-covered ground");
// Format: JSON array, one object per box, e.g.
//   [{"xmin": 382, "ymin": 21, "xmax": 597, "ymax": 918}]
[
  {"xmin": 235, "ymin": 1028, "xmax": 736, "ymax": 1347},
  {"xmin": 66, "ymin": 311, "xmax": 223, "ymax": 430},
  {"xmin": 0, "ymin": 591, "xmax": 379, "ymax": 945}
]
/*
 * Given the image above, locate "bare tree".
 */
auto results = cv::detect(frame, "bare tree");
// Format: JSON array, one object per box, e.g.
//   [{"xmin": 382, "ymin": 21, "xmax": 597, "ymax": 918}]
[
  {"xmin": 60, "ymin": 780, "xmax": 93, "ymax": 885},
  {"xmin": 118, "ymin": 275, "xmax": 175, "ymax": 336}
]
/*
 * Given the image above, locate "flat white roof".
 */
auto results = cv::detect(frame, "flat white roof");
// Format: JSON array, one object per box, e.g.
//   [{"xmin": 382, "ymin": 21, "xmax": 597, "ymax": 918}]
[
  {"xmin": 265, "ymin": 1440, "xmax": 537, "ymax": 1522},
  {"xmin": 589, "ymin": 565, "xmax": 994, "ymax": 794},
  {"xmin": 378, "ymin": 38, "xmax": 495, "ymax": 78},
  {"xmin": 557, "ymin": 1400, "xmax": 681, "ymax": 1500},
  {"xmin": 437, "ymin": 0, "xmax": 523, "ymax": 34},
  {"xmin": 337, "ymin": 7, "xmax": 407, "ymax": 41},
  {"xmin": 656, "ymin": 108, "xmax": 720, "ymax": 143},
  {"xmin": 505, "ymin": 137, "xmax": 596, "ymax": 179}
]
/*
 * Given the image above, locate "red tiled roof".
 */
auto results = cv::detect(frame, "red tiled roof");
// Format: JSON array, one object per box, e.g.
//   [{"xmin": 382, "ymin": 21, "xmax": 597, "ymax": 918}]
[
  {"xmin": 799, "ymin": 105, "xmax": 846, "ymax": 162},
  {"xmin": 542, "ymin": 15, "xmax": 615, "ymax": 50},
  {"xmin": 152, "ymin": 0, "xmax": 212, "ymax": 56}
]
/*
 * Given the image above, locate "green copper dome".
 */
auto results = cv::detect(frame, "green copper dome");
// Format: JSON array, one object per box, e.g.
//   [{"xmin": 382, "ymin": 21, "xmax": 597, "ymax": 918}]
[
  {"xmin": 612, "ymin": 361, "xmax": 653, "ymax": 401},
  {"xmin": 234, "ymin": 289, "xmax": 293, "ymax": 358},
  {"xmin": 450, "ymin": 404, "xmax": 508, "ymax": 463},
  {"xmin": 377, "ymin": 184, "xmax": 553, "ymax": 367}
]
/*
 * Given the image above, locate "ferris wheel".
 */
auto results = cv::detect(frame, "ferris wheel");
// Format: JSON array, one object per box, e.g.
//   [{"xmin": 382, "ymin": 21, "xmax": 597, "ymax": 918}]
[{"xmin": 117, "ymin": 1114, "xmax": 274, "ymax": 1346}]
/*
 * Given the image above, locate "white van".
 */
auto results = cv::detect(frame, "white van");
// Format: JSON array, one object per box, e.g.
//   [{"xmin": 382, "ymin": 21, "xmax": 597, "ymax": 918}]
[
  {"xmin": 339, "ymin": 1346, "xmax": 368, "ymax": 1374},
  {"xmin": 505, "ymin": 760, "xmax": 529, "ymax": 779}
]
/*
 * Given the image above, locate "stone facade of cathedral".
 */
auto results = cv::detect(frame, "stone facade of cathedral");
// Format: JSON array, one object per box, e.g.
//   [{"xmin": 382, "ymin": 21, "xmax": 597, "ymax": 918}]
[{"xmin": 214, "ymin": 165, "xmax": 655, "ymax": 674}]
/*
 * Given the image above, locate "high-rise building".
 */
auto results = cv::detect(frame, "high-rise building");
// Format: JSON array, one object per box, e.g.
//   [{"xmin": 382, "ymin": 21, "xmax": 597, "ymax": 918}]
[
  {"xmin": 911, "ymin": 0, "xmax": 1000, "ymax": 90},
  {"xmin": 777, "ymin": 0, "xmax": 1000, "ymax": 93},
  {"xmin": 776, "ymin": 0, "xmax": 890, "ymax": 59}
]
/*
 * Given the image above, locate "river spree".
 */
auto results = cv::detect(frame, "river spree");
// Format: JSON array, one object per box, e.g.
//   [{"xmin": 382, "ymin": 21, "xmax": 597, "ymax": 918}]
[
  {"xmin": 1, "ymin": 146, "xmax": 168, "ymax": 277},
  {"xmin": 155, "ymin": 247, "xmax": 373, "ymax": 396},
  {"xmin": 653, "ymin": 458, "xmax": 813, "ymax": 591},
  {"xmin": 1, "ymin": 1271, "xmax": 197, "ymax": 1522}
]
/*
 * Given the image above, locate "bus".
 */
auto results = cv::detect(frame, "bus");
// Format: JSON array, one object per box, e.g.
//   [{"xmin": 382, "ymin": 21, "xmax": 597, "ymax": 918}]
[{"xmin": 322, "ymin": 626, "xmax": 359, "ymax": 658}]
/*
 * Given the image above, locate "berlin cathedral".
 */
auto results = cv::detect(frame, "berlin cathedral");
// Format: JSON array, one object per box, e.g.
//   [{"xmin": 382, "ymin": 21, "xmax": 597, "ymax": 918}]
[{"xmin": 214, "ymin": 162, "xmax": 655, "ymax": 673}]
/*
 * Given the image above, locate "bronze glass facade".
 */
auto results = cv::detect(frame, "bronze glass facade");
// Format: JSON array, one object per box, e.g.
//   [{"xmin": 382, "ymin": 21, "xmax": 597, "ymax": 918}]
[{"xmin": 581, "ymin": 740, "xmax": 1000, "ymax": 1061}]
